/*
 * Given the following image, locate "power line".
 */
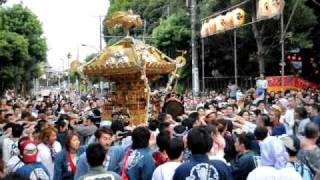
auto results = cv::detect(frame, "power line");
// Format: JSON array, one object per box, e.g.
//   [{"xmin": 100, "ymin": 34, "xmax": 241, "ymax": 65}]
[{"xmin": 201, "ymin": 0, "xmax": 251, "ymax": 22}]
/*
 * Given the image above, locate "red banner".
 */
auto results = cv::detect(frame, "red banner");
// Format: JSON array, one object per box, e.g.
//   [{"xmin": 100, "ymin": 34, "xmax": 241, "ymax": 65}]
[{"xmin": 266, "ymin": 76, "xmax": 320, "ymax": 92}]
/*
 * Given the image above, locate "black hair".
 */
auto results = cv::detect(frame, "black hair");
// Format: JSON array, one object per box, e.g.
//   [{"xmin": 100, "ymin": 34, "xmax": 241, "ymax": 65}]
[
  {"xmin": 11, "ymin": 123, "xmax": 23, "ymax": 138},
  {"xmin": 238, "ymin": 132, "xmax": 252, "ymax": 150},
  {"xmin": 286, "ymin": 136, "xmax": 300, "ymax": 157},
  {"xmin": 187, "ymin": 126, "xmax": 212, "ymax": 154},
  {"xmin": 216, "ymin": 118, "xmax": 227, "ymax": 133},
  {"xmin": 260, "ymin": 114, "xmax": 271, "ymax": 127},
  {"xmin": 159, "ymin": 122, "xmax": 170, "ymax": 133},
  {"xmin": 58, "ymin": 114, "xmax": 70, "ymax": 122},
  {"xmin": 110, "ymin": 120, "xmax": 125, "ymax": 134},
  {"xmin": 158, "ymin": 113, "xmax": 167, "ymax": 123},
  {"xmin": 4, "ymin": 113, "xmax": 13, "ymax": 119},
  {"xmin": 55, "ymin": 119, "xmax": 68, "ymax": 132},
  {"xmin": 182, "ymin": 118, "xmax": 192, "ymax": 130},
  {"xmin": 26, "ymin": 104, "xmax": 33, "ymax": 109},
  {"xmin": 188, "ymin": 112, "xmax": 199, "ymax": 127},
  {"xmin": 203, "ymin": 124, "xmax": 217, "ymax": 135},
  {"xmin": 295, "ymin": 107, "xmax": 308, "ymax": 119},
  {"xmin": 173, "ymin": 125, "xmax": 187, "ymax": 136},
  {"xmin": 254, "ymin": 127, "xmax": 268, "ymax": 141},
  {"xmin": 257, "ymin": 100, "xmax": 265, "ymax": 106},
  {"xmin": 12, "ymin": 105, "xmax": 20, "ymax": 111},
  {"xmin": 131, "ymin": 127, "xmax": 150, "ymax": 150},
  {"xmin": 156, "ymin": 131, "xmax": 171, "ymax": 152},
  {"xmin": 310, "ymin": 104, "xmax": 320, "ymax": 112},
  {"xmin": 86, "ymin": 143, "xmax": 106, "ymax": 167},
  {"xmin": 148, "ymin": 119, "xmax": 160, "ymax": 131},
  {"xmin": 37, "ymin": 109, "xmax": 46, "ymax": 114},
  {"xmin": 21, "ymin": 111, "xmax": 31, "ymax": 120},
  {"xmin": 35, "ymin": 119, "xmax": 47, "ymax": 133},
  {"xmin": 94, "ymin": 127, "xmax": 113, "ymax": 139},
  {"xmin": 252, "ymin": 109, "xmax": 261, "ymax": 117},
  {"xmin": 196, "ymin": 107, "xmax": 205, "ymax": 112},
  {"xmin": 304, "ymin": 122, "xmax": 319, "ymax": 139},
  {"xmin": 166, "ymin": 138, "xmax": 184, "ymax": 160},
  {"xmin": 203, "ymin": 103, "xmax": 210, "ymax": 110},
  {"xmin": 3, "ymin": 123, "xmax": 15, "ymax": 132},
  {"xmin": 92, "ymin": 108, "xmax": 101, "ymax": 116}
]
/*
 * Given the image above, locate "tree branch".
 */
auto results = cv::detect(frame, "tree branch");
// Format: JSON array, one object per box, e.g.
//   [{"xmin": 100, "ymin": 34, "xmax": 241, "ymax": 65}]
[{"xmin": 312, "ymin": 0, "xmax": 320, "ymax": 6}]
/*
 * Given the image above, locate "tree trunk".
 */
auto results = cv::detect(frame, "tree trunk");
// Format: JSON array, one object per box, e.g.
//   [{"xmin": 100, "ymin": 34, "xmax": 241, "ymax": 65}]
[{"xmin": 252, "ymin": 0, "xmax": 265, "ymax": 74}]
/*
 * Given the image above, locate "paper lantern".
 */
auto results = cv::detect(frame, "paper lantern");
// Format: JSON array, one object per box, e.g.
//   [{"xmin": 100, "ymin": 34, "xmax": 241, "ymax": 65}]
[
  {"xmin": 216, "ymin": 15, "xmax": 226, "ymax": 32},
  {"xmin": 225, "ymin": 12, "xmax": 234, "ymax": 29},
  {"xmin": 233, "ymin": 8, "xmax": 245, "ymax": 27},
  {"xmin": 201, "ymin": 22, "xmax": 209, "ymax": 38},
  {"xmin": 270, "ymin": 0, "xmax": 283, "ymax": 15},
  {"xmin": 208, "ymin": 18, "xmax": 217, "ymax": 35},
  {"xmin": 258, "ymin": 0, "xmax": 271, "ymax": 17}
]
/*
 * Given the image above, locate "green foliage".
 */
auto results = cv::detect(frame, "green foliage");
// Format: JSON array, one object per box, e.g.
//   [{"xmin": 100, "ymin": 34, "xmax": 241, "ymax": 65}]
[
  {"xmin": 105, "ymin": 0, "xmax": 318, "ymax": 83},
  {"xmin": 84, "ymin": 53, "xmax": 97, "ymax": 62},
  {"xmin": 0, "ymin": 31, "xmax": 29, "ymax": 88},
  {"xmin": 0, "ymin": 4, "xmax": 47, "ymax": 94},
  {"xmin": 152, "ymin": 9, "xmax": 191, "ymax": 56}
]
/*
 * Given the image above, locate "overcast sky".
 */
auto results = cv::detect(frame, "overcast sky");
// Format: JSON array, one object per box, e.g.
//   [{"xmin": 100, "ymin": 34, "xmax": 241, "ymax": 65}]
[{"xmin": 6, "ymin": 0, "xmax": 110, "ymax": 70}]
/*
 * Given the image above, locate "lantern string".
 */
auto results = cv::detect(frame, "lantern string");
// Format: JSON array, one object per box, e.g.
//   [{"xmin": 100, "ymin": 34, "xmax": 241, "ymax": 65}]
[
  {"xmin": 283, "ymin": 0, "xmax": 300, "ymax": 38},
  {"xmin": 201, "ymin": 0, "xmax": 251, "ymax": 22}
]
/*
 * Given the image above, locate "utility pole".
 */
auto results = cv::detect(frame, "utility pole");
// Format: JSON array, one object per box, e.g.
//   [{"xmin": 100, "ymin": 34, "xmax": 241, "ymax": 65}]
[
  {"xmin": 99, "ymin": 16, "xmax": 103, "ymax": 51},
  {"xmin": 234, "ymin": 30, "xmax": 238, "ymax": 87},
  {"xmin": 191, "ymin": 0, "xmax": 200, "ymax": 96},
  {"xmin": 280, "ymin": 13, "xmax": 285, "ymax": 95},
  {"xmin": 67, "ymin": 53, "xmax": 71, "ymax": 91}
]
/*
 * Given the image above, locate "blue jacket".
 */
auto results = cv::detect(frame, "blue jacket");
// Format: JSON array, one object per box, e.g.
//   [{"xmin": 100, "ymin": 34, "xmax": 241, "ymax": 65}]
[
  {"xmin": 74, "ymin": 145, "xmax": 126, "ymax": 180},
  {"xmin": 54, "ymin": 146, "xmax": 86, "ymax": 180},
  {"xmin": 173, "ymin": 154, "xmax": 233, "ymax": 180},
  {"xmin": 16, "ymin": 162, "xmax": 50, "ymax": 180},
  {"xmin": 231, "ymin": 151, "xmax": 259, "ymax": 180},
  {"xmin": 124, "ymin": 147, "xmax": 155, "ymax": 180}
]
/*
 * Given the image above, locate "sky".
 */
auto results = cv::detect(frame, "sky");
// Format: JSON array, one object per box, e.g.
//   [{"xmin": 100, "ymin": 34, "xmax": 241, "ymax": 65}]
[{"xmin": 6, "ymin": 0, "xmax": 110, "ymax": 70}]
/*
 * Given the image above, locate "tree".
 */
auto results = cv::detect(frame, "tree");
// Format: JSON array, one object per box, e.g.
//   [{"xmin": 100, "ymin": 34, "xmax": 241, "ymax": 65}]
[
  {"xmin": 105, "ymin": 0, "xmax": 318, "ymax": 86},
  {"xmin": 198, "ymin": 0, "xmax": 317, "ymax": 75},
  {"xmin": 0, "ymin": 31, "xmax": 29, "ymax": 93},
  {"xmin": 0, "ymin": 0, "xmax": 6, "ymax": 6},
  {"xmin": 0, "ymin": 4, "xmax": 47, "ymax": 94},
  {"xmin": 84, "ymin": 53, "xmax": 97, "ymax": 62}
]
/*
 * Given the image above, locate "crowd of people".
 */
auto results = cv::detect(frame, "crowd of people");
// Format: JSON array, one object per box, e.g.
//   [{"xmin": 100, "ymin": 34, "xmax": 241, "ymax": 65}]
[{"xmin": 0, "ymin": 86, "xmax": 319, "ymax": 180}]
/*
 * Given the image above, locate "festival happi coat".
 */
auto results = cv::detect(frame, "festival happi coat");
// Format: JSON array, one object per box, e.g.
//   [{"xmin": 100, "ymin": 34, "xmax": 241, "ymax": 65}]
[{"xmin": 81, "ymin": 10, "xmax": 186, "ymax": 125}]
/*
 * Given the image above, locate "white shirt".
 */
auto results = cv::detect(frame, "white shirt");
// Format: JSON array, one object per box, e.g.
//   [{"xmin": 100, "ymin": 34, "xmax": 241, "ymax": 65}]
[
  {"xmin": 37, "ymin": 141, "xmax": 62, "ymax": 179},
  {"xmin": 256, "ymin": 79, "xmax": 268, "ymax": 89},
  {"xmin": 247, "ymin": 166, "xmax": 302, "ymax": 180},
  {"xmin": 7, "ymin": 156, "xmax": 24, "ymax": 173},
  {"xmin": 280, "ymin": 109, "xmax": 295, "ymax": 135},
  {"xmin": 2, "ymin": 137, "xmax": 19, "ymax": 163},
  {"xmin": 151, "ymin": 162, "xmax": 181, "ymax": 180}
]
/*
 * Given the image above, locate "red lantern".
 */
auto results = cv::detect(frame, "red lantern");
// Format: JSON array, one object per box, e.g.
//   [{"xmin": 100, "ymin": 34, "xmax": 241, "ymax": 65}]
[{"xmin": 292, "ymin": 56, "xmax": 296, "ymax": 60}]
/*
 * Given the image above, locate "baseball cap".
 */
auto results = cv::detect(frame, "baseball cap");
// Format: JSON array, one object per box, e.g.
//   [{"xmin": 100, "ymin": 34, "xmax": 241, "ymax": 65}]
[
  {"xmin": 19, "ymin": 139, "xmax": 38, "ymax": 163},
  {"xmin": 255, "ymin": 88, "xmax": 264, "ymax": 96},
  {"xmin": 279, "ymin": 135, "xmax": 300, "ymax": 152}
]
